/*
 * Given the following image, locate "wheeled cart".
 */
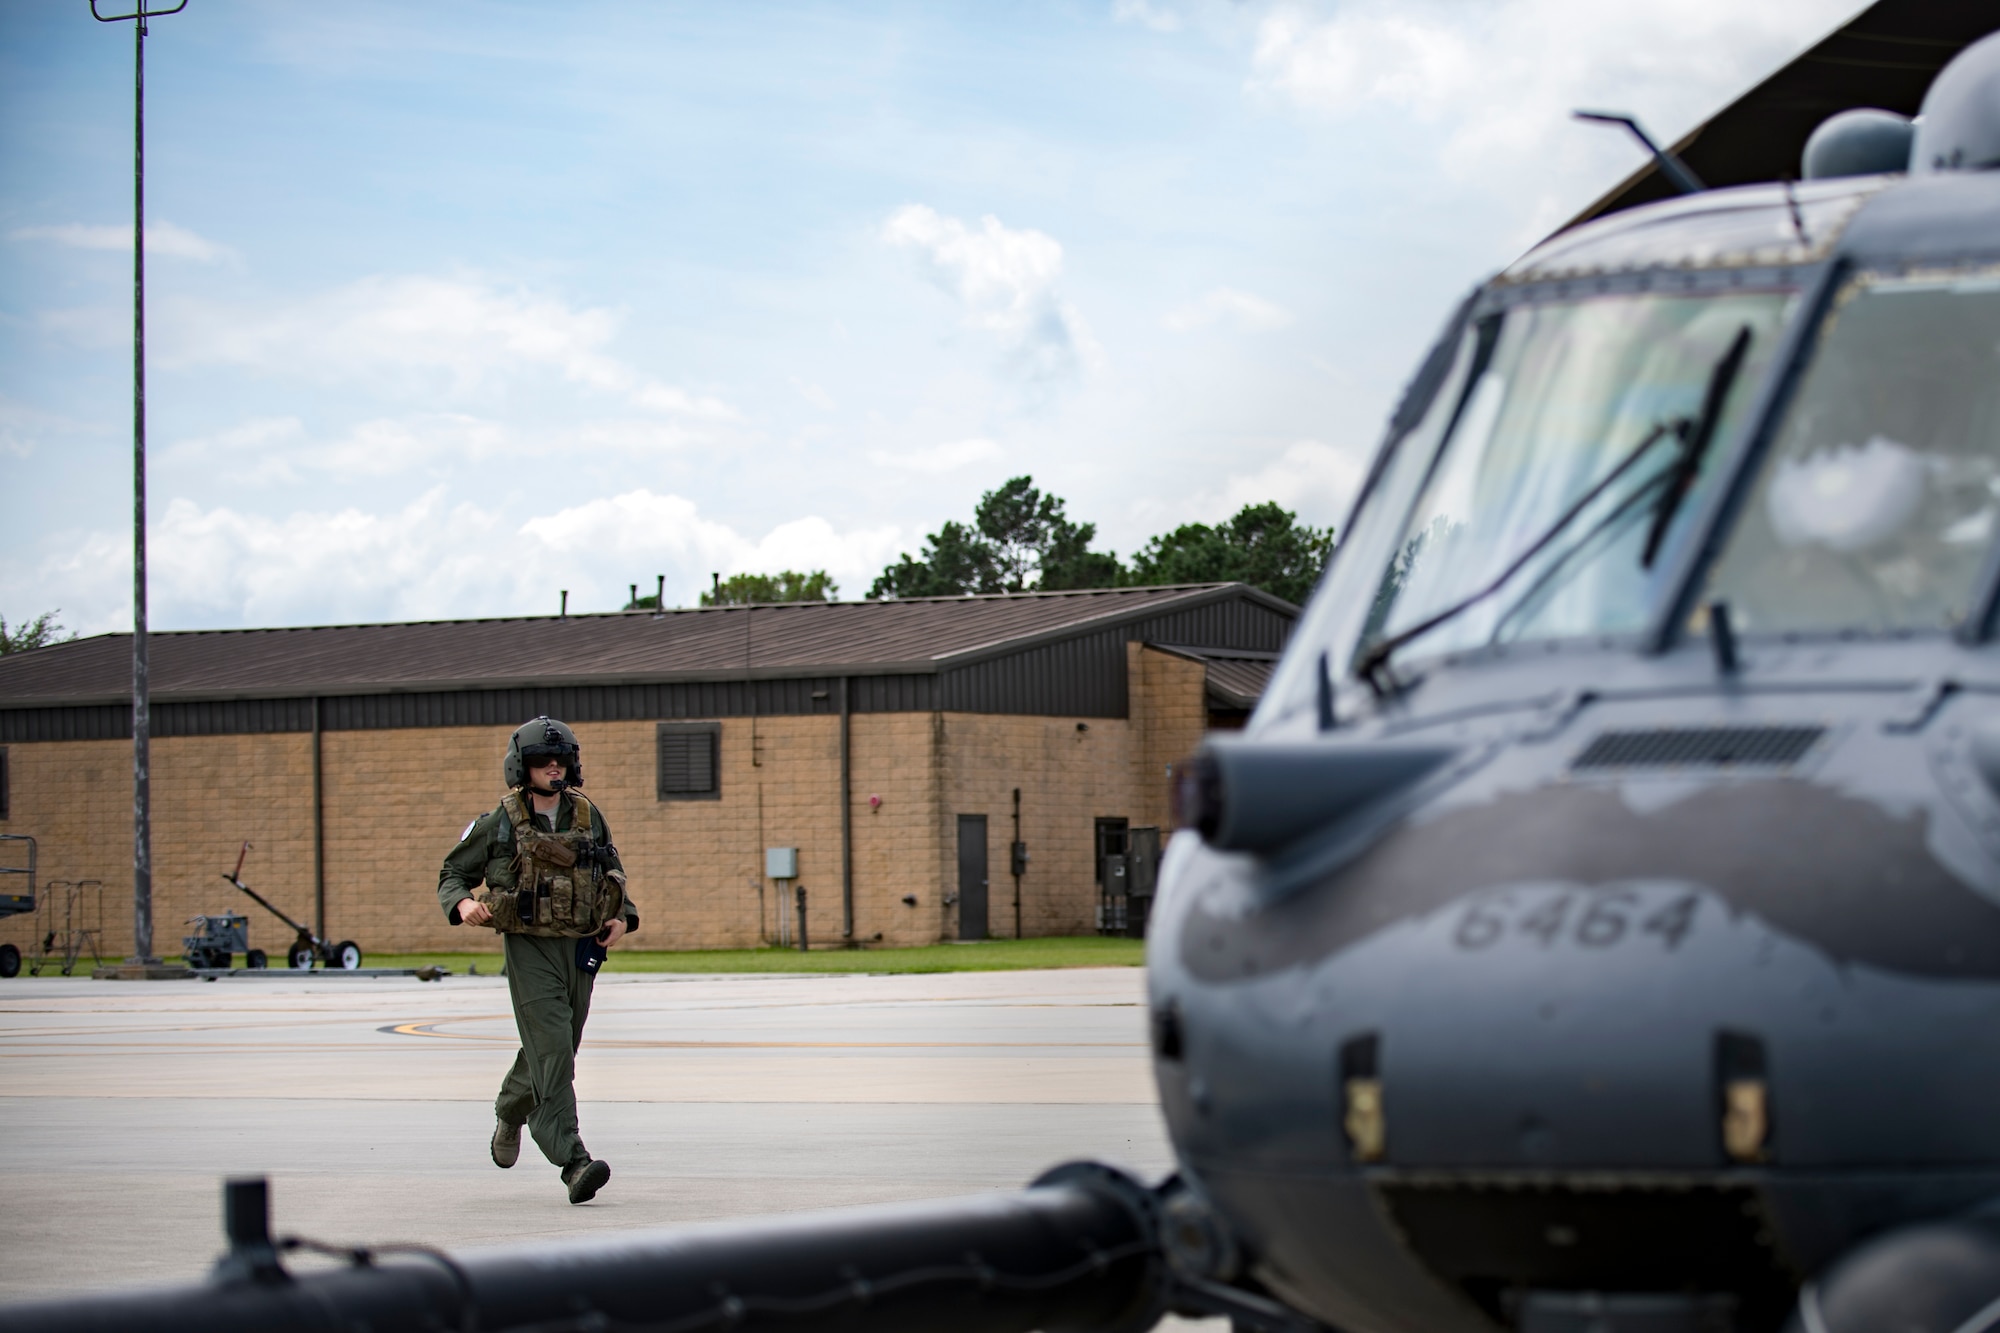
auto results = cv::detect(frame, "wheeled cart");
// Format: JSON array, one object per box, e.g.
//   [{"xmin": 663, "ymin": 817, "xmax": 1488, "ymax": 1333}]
[
  {"xmin": 31, "ymin": 879, "xmax": 105, "ymax": 976},
  {"xmin": 181, "ymin": 912, "xmax": 267, "ymax": 971},
  {"xmin": 220, "ymin": 842, "xmax": 362, "ymax": 970},
  {"xmin": 0, "ymin": 833, "xmax": 32, "ymax": 979}
]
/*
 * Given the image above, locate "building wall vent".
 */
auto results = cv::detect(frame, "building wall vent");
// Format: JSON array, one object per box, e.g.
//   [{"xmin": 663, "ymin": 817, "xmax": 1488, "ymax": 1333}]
[
  {"xmin": 657, "ymin": 721, "xmax": 722, "ymax": 800},
  {"xmin": 1570, "ymin": 726, "xmax": 1824, "ymax": 771}
]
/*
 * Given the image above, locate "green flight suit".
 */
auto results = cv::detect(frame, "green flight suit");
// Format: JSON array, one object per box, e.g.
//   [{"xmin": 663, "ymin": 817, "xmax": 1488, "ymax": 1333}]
[{"xmin": 438, "ymin": 791, "xmax": 637, "ymax": 1172}]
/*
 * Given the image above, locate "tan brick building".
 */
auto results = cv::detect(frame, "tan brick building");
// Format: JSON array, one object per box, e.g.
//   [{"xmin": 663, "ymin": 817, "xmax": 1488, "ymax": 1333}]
[{"xmin": 0, "ymin": 585, "xmax": 1291, "ymax": 962}]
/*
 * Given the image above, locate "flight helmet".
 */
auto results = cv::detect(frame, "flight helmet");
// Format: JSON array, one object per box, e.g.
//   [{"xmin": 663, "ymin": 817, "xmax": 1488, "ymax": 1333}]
[{"xmin": 504, "ymin": 715, "xmax": 584, "ymax": 792}]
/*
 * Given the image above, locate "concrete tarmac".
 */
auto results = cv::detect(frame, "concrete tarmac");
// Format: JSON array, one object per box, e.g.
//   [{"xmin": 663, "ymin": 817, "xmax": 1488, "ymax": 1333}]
[{"xmin": 0, "ymin": 965, "xmax": 1220, "ymax": 1328}]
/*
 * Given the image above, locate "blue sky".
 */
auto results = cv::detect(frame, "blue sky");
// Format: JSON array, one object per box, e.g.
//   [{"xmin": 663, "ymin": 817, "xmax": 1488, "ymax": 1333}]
[{"xmin": 2, "ymin": 0, "xmax": 1860, "ymax": 632}]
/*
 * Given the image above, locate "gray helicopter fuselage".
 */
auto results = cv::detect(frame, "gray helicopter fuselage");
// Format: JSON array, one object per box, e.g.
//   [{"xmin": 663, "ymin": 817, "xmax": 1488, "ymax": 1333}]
[{"xmin": 1147, "ymin": 166, "xmax": 2000, "ymax": 1332}]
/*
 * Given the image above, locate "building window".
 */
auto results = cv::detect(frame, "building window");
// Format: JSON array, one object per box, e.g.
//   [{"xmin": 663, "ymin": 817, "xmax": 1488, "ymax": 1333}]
[
  {"xmin": 0, "ymin": 747, "xmax": 8, "ymax": 819},
  {"xmin": 657, "ymin": 723, "xmax": 721, "ymax": 801}
]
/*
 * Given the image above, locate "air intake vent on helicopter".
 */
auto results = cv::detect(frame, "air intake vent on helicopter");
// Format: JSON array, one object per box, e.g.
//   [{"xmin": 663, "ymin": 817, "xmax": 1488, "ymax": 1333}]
[{"xmin": 1570, "ymin": 726, "xmax": 1824, "ymax": 771}]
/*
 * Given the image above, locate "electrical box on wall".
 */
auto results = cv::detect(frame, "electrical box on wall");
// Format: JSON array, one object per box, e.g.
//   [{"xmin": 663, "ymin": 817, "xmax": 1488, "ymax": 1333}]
[{"xmin": 764, "ymin": 847, "xmax": 799, "ymax": 880}]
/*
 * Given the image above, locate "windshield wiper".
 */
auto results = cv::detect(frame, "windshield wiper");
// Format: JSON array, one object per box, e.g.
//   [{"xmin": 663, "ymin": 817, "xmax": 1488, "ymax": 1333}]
[
  {"xmin": 1490, "ymin": 324, "xmax": 1757, "ymax": 640},
  {"xmin": 1488, "ymin": 466, "xmax": 1680, "ymax": 643},
  {"xmin": 1356, "ymin": 416, "xmax": 1685, "ymax": 694},
  {"xmin": 1355, "ymin": 327, "xmax": 1757, "ymax": 697},
  {"xmin": 1639, "ymin": 323, "xmax": 1752, "ymax": 568}
]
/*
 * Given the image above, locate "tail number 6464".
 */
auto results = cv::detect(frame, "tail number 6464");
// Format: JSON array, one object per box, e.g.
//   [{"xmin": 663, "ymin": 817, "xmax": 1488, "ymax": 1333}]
[{"xmin": 1452, "ymin": 890, "xmax": 1698, "ymax": 952}]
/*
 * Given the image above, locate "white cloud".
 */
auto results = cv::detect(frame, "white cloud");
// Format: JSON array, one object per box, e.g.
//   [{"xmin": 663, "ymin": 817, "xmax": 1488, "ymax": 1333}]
[
  {"xmin": 14, "ymin": 528, "xmax": 130, "ymax": 637},
  {"xmin": 162, "ymin": 410, "xmax": 704, "ymax": 485},
  {"xmin": 160, "ymin": 416, "xmax": 309, "ymax": 483},
  {"xmin": 35, "ymin": 306, "xmax": 126, "ymax": 349},
  {"xmin": 791, "ymin": 378, "xmax": 837, "ymax": 412},
  {"xmin": 162, "ymin": 275, "xmax": 739, "ymax": 419},
  {"xmin": 161, "ymin": 413, "xmax": 504, "ymax": 484},
  {"xmin": 10, "ymin": 220, "xmax": 233, "ymax": 262},
  {"xmin": 881, "ymin": 204, "xmax": 1101, "ymax": 383},
  {"xmin": 152, "ymin": 489, "xmax": 512, "ymax": 625},
  {"xmin": 1112, "ymin": 0, "xmax": 1182, "ymax": 34},
  {"xmin": 15, "ymin": 491, "xmax": 515, "ymax": 631},
  {"xmin": 1251, "ymin": 7, "xmax": 1474, "ymax": 120},
  {"xmin": 865, "ymin": 437, "xmax": 1003, "ymax": 474},
  {"xmin": 558, "ymin": 418, "xmax": 706, "ymax": 456},
  {"xmin": 0, "ymin": 395, "xmax": 95, "ymax": 461},
  {"xmin": 521, "ymin": 489, "xmax": 905, "ymax": 604},
  {"xmin": 1248, "ymin": 0, "xmax": 1860, "ymax": 228},
  {"xmin": 1164, "ymin": 287, "xmax": 1294, "ymax": 334},
  {"xmin": 522, "ymin": 490, "xmax": 743, "ymax": 561},
  {"xmin": 14, "ymin": 485, "xmax": 907, "ymax": 630},
  {"xmin": 1212, "ymin": 440, "xmax": 1367, "ymax": 529}
]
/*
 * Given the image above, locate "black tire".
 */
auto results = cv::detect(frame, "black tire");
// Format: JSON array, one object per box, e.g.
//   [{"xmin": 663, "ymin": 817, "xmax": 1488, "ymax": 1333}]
[
  {"xmin": 0, "ymin": 943, "xmax": 19, "ymax": 979},
  {"xmin": 334, "ymin": 941, "xmax": 363, "ymax": 970},
  {"xmin": 246, "ymin": 949, "xmax": 268, "ymax": 970},
  {"xmin": 287, "ymin": 943, "xmax": 314, "ymax": 969}
]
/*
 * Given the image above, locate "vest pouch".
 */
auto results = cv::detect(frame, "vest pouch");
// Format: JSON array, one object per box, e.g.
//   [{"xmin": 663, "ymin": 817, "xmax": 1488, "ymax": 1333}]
[
  {"xmin": 575, "ymin": 867, "xmax": 604, "ymax": 934},
  {"xmin": 530, "ymin": 836, "xmax": 578, "ymax": 869},
  {"xmin": 476, "ymin": 889, "xmax": 522, "ymax": 933},
  {"xmin": 551, "ymin": 874, "xmax": 575, "ymax": 927}
]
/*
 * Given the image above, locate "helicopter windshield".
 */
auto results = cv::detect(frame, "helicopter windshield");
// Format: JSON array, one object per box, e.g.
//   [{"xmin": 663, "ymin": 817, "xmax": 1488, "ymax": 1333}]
[
  {"xmin": 1701, "ymin": 268, "xmax": 2000, "ymax": 636},
  {"xmin": 1356, "ymin": 290, "xmax": 1795, "ymax": 667}
]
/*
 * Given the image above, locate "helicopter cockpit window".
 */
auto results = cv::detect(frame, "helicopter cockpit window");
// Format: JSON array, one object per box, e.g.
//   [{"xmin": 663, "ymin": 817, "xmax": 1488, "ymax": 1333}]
[
  {"xmin": 1256, "ymin": 317, "xmax": 1480, "ymax": 727},
  {"xmin": 1701, "ymin": 269, "xmax": 2000, "ymax": 636},
  {"xmin": 1356, "ymin": 291, "xmax": 1795, "ymax": 667}
]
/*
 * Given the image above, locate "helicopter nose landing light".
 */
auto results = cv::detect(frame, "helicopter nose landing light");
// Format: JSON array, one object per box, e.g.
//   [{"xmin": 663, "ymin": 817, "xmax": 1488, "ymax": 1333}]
[
  {"xmin": 1717, "ymin": 1031, "xmax": 1772, "ymax": 1164},
  {"xmin": 1344, "ymin": 1081, "xmax": 1386, "ymax": 1163},
  {"xmin": 1723, "ymin": 1081, "xmax": 1770, "ymax": 1164},
  {"xmin": 1340, "ymin": 1033, "xmax": 1386, "ymax": 1163}
]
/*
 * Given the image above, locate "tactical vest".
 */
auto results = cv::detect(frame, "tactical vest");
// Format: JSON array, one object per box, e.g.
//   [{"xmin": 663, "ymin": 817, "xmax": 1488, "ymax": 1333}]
[{"xmin": 478, "ymin": 789, "xmax": 622, "ymax": 937}]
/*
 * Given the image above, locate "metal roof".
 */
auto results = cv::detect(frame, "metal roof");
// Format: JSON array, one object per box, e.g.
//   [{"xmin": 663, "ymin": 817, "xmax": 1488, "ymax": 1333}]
[
  {"xmin": 0, "ymin": 584, "xmax": 1294, "ymax": 708},
  {"xmin": 1149, "ymin": 643, "xmax": 1282, "ymax": 713},
  {"xmin": 1203, "ymin": 658, "xmax": 1279, "ymax": 713}
]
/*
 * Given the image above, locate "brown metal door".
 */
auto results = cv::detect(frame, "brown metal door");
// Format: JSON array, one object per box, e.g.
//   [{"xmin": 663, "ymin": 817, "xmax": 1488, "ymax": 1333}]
[{"xmin": 957, "ymin": 815, "xmax": 988, "ymax": 941}]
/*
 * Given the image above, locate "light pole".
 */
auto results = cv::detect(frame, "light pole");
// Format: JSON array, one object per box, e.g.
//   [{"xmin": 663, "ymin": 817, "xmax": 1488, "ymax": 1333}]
[{"xmin": 92, "ymin": 0, "xmax": 187, "ymax": 971}]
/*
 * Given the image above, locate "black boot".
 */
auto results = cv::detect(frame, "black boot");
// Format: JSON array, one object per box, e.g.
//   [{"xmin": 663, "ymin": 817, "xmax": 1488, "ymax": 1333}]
[{"xmin": 562, "ymin": 1157, "xmax": 610, "ymax": 1204}]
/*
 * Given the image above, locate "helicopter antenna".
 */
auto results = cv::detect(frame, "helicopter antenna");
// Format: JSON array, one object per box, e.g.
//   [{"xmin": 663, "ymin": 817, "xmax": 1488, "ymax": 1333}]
[
  {"xmin": 91, "ymin": 0, "xmax": 189, "ymax": 971},
  {"xmin": 1778, "ymin": 176, "xmax": 1811, "ymax": 246},
  {"xmin": 1574, "ymin": 110, "xmax": 1705, "ymax": 196}
]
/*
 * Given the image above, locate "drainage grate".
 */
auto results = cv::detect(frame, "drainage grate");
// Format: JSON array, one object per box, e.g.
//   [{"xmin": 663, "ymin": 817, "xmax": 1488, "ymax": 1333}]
[{"xmin": 1571, "ymin": 726, "xmax": 1824, "ymax": 771}]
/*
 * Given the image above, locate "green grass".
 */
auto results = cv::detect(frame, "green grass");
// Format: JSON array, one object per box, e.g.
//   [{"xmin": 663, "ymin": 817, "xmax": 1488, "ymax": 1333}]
[{"xmin": 357, "ymin": 936, "xmax": 1145, "ymax": 976}]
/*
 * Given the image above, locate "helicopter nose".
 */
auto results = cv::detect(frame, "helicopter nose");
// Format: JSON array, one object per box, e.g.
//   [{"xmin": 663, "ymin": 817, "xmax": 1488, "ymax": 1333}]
[{"xmin": 1346, "ymin": 882, "xmax": 1780, "ymax": 1170}]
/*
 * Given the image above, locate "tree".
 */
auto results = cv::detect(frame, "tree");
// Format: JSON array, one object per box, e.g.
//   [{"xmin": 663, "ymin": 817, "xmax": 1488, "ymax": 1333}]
[
  {"xmin": 1038, "ymin": 518, "xmax": 1122, "ymax": 591},
  {"xmin": 870, "ymin": 522, "xmax": 1002, "ymax": 599},
  {"xmin": 700, "ymin": 570, "xmax": 839, "ymax": 607},
  {"xmin": 870, "ymin": 476, "xmax": 1122, "ymax": 598},
  {"xmin": 0, "ymin": 610, "xmax": 75, "ymax": 655},
  {"xmin": 1124, "ymin": 502, "xmax": 1335, "ymax": 606}
]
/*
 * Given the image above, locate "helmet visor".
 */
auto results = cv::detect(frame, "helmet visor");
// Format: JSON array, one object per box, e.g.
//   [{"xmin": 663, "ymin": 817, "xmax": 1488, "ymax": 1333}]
[{"xmin": 521, "ymin": 744, "xmax": 576, "ymax": 765}]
